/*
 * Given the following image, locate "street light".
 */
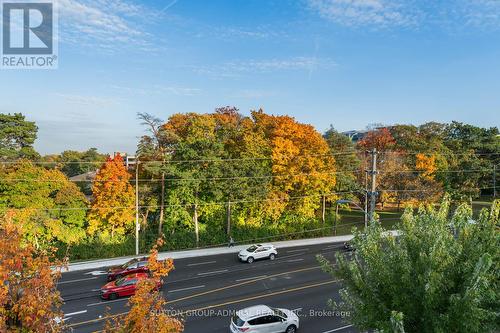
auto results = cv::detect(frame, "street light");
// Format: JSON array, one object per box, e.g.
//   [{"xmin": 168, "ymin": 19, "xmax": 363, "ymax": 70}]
[{"xmin": 334, "ymin": 199, "xmax": 368, "ymax": 234}]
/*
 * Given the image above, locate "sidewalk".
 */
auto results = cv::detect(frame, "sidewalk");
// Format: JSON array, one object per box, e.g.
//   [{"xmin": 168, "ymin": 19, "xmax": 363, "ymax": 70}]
[{"xmin": 65, "ymin": 234, "xmax": 354, "ymax": 272}]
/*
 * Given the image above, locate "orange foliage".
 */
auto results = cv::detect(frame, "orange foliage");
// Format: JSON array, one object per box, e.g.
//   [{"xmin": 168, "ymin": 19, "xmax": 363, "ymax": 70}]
[
  {"xmin": 104, "ymin": 238, "xmax": 183, "ymax": 333},
  {"xmin": 88, "ymin": 154, "xmax": 135, "ymax": 238},
  {"xmin": 415, "ymin": 153, "xmax": 437, "ymax": 180},
  {"xmin": 252, "ymin": 110, "xmax": 336, "ymax": 218},
  {"xmin": 0, "ymin": 212, "xmax": 66, "ymax": 332},
  {"xmin": 357, "ymin": 128, "xmax": 396, "ymax": 151}
]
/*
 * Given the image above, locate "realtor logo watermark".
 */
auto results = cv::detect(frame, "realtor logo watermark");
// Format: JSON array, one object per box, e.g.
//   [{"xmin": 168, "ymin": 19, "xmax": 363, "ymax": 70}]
[{"xmin": 1, "ymin": 0, "xmax": 58, "ymax": 69}]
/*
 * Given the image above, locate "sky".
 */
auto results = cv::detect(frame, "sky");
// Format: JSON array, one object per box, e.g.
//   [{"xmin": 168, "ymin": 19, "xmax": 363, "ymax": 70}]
[{"xmin": 1, "ymin": 0, "xmax": 500, "ymax": 155}]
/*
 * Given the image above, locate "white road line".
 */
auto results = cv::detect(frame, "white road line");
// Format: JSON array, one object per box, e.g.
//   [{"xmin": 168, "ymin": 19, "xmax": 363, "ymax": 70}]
[
  {"xmin": 167, "ymin": 285, "xmax": 205, "ymax": 293},
  {"xmin": 64, "ymin": 310, "xmax": 87, "ymax": 317},
  {"xmin": 322, "ymin": 324, "xmax": 354, "ymax": 332},
  {"xmin": 286, "ymin": 248, "xmax": 308, "ymax": 253},
  {"xmin": 324, "ymin": 244, "xmax": 342, "ymax": 249},
  {"xmin": 91, "ymin": 288, "xmax": 101, "ymax": 292},
  {"xmin": 87, "ymin": 298, "xmax": 127, "ymax": 307},
  {"xmin": 235, "ymin": 275, "xmax": 267, "ymax": 282},
  {"xmin": 197, "ymin": 269, "xmax": 228, "ymax": 276},
  {"xmin": 287, "ymin": 258, "xmax": 304, "ymax": 263},
  {"xmin": 58, "ymin": 277, "xmax": 98, "ymax": 284},
  {"xmin": 187, "ymin": 261, "xmax": 216, "ymax": 267}
]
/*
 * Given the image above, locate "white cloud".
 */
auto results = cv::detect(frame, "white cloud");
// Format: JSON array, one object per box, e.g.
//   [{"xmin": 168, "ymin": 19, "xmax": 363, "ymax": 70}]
[
  {"xmin": 191, "ymin": 57, "xmax": 337, "ymax": 79},
  {"xmin": 109, "ymin": 84, "xmax": 202, "ymax": 96},
  {"xmin": 57, "ymin": 0, "xmax": 158, "ymax": 50},
  {"xmin": 54, "ymin": 93, "xmax": 120, "ymax": 106},
  {"xmin": 307, "ymin": 0, "xmax": 420, "ymax": 27}
]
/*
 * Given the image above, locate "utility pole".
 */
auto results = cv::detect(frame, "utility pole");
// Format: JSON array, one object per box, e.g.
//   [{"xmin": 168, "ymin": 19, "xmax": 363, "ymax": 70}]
[
  {"xmin": 493, "ymin": 164, "xmax": 497, "ymax": 198},
  {"xmin": 321, "ymin": 195, "xmax": 326, "ymax": 224},
  {"xmin": 135, "ymin": 159, "xmax": 140, "ymax": 256},
  {"xmin": 368, "ymin": 148, "xmax": 378, "ymax": 223},
  {"xmin": 226, "ymin": 200, "xmax": 231, "ymax": 235}
]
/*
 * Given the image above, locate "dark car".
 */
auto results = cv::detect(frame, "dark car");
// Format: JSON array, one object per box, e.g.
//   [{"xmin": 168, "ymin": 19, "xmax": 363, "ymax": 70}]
[
  {"xmin": 107, "ymin": 257, "xmax": 148, "ymax": 281},
  {"xmin": 100, "ymin": 273, "xmax": 161, "ymax": 300}
]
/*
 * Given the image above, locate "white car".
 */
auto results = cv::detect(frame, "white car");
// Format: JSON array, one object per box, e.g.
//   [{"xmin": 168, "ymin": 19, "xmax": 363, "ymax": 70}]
[
  {"xmin": 230, "ymin": 305, "xmax": 299, "ymax": 333},
  {"xmin": 238, "ymin": 244, "xmax": 277, "ymax": 263}
]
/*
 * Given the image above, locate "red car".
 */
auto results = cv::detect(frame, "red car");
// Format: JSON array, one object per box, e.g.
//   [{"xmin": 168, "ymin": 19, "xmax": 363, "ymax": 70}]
[
  {"xmin": 100, "ymin": 273, "xmax": 161, "ymax": 300},
  {"xmin": 107, "ymin": 257, "xmax": 149, "ymax": 281}
]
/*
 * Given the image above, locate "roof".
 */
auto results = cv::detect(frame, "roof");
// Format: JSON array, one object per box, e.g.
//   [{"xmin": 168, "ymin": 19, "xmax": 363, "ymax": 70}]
[{"xmin": 236, "ymin": 305, "xmax": 273, "ymax": 320}]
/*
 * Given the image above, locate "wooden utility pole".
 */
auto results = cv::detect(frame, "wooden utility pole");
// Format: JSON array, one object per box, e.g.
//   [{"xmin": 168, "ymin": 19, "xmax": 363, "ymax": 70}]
[
  {"xmin": 368, "ymin": 148, "xmax": 378, "ymax": 223},
  {"xmin": 227, "ymin": 200, "xmax": 231, "ymax": 235},
  {"xmin": 193, "ymin": 203, "xmax": 199, "ymax": 247}
]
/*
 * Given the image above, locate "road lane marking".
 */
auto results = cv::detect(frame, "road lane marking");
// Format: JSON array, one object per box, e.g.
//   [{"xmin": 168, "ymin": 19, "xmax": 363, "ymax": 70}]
[
  {"xmin": 187, "ymin": 261, "xmax": 216, "ymax": 267},
  {"xmin": 182, "ymin": 279, "xmax": 339, "ymax": 314},
  {"xmin": 286, "ymin": 248, "xmax": 308, "ymax": 253},
  {"xmin": 84, "ymin": 270, "xmax": 108, "ymax": 276},
  {"xmin": 87, "ymin": 298, "xmax": 127, "ymax": 307},
  {"xmin": 58, "ymin": 277, "xmax": 98, "ymax": 284},
  {"xmin": 287, "ymin": 258, "xmax": 304, "ymax": 263},
  {"xmin": 197, "ymin": 269, "xmax": 228, "ymax": 276},
  {"xmin": 322, "ymin": 324, "xmax": 354, "ymax": 332},
  {"xmin": 72, "ymin": 278, "xmax": 339, "ymax": 329},
  {"xmin": 67, "ymin": 266, "xmax": 325, "ymax": 328},
  {"xmin": 64, "ymin": 310, "xmax": 87, "ymax": 317},
  {"xmin": 235, "ymin": 275, "xmax": 267, "ymax": 282},
  {"xmin": 324, "ymin": 244, "xmax": 342, "ymax": 249},
  {"xmin": 167, "ymin": 285, "xmax": 205, "ymax": 293}
]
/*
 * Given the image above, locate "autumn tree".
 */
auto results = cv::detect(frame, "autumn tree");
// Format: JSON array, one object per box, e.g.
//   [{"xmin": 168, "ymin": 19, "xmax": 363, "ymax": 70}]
[
  {"xmin": 88, "ymin": 154, "xmax": 135, "ymax": 239},
  {"xmin": 0, "ymin": 160, "xmax": 88, "ymax": 248},
  {"xmin": 0, "ymin": 213, "xmax": 66, "ymax": 332},
  {"xmin": 104, "ymin": 238, "xmax": 183, "ymax": 333},
  {"xmin": 357, "ymin": 127, "xmax": 396, "ymax": 152}
]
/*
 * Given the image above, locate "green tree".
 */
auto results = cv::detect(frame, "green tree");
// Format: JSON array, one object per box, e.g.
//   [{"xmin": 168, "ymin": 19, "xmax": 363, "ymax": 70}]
[
  {"xmin": 0, "ymin": 161, "xmax": 88, "ymax": 248},
  {"xmin": 0, "ymin": 113, "xmax": 39, "ymax": 160},
  {"xmin": 318, "ymin": 198, "xmax": 499, "ymax": 333}
]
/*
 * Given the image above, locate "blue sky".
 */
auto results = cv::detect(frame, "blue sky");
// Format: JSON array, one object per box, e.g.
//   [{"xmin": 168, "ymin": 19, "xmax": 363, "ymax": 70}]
[{"xmin": 1, "ymin": 0, "xmax": 499, "ymax": 154}]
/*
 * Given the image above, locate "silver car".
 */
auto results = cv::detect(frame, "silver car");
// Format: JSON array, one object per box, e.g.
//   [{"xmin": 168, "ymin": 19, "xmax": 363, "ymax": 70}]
[{"xmin": 238, "ymin": 244, "xmax": 277, "ymax": 263}]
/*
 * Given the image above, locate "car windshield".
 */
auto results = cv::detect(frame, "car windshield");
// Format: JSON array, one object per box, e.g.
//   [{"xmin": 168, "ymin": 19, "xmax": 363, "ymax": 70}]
[
  {"xmin": 232, "ymin": 315, "xmax": 245, "ymax": 327},
  {"xmin": 272, "ymin": 308, "xmax": 287, "ymax": 318},
  {"xmin": 114, "ymin": 277, "xmax": 126, "ymax": 286},
  {"xmin": 246, "ymin": 245, "xmax": 258, "ymax": 252},
  {"xmin": 120, "ymin": 258, "xmax": 138, "ymax": 269}
]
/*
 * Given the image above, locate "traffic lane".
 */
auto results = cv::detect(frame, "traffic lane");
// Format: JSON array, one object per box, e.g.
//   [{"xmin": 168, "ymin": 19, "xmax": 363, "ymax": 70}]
[
  {"xmin": 179, "ymin": 277, "xmax": 355, "ymax": 333},
  {"xmin": 63, "ymin": 262, "xmax": 338, "ymax": 332},
  {"xmin": 58, "ymin": 242, "xmax": 344, "ymax": 303},
  {"xmin": 58, "ymin": 240, "xmax": 344, "ymax": 285},
  {"xmin": 62, "ymin": 263, "xmax": 332, "ymax": 327},
  {"xmin": 59, "ymin": 245, "xmax": 342, "ymax": 316},
  {"xmin": 67, "ymin": 276, "xmax": 350, "ymax": 333}
]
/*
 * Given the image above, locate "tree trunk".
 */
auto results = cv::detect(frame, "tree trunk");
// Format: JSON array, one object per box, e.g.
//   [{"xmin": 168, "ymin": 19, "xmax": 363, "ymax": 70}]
[
  {"xmin": 193, "ymin": 203, "xmax": 199, "ymax": 247},
  {"xmin": 158, "ymin": 172, "xmax": 165, "ymax": 235}
]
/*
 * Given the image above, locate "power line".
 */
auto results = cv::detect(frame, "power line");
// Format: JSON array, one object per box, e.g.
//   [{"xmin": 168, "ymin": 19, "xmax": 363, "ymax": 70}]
[
  {"xmin": 1, "ymin": 167, "xmax": 496, "ymax": 183},
  {"xmin": 1, "ymin": 151, "xmax": 497, "ymax": 166}
]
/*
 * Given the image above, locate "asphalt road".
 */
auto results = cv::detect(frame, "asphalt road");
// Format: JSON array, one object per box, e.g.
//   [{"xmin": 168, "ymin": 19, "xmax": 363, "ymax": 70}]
[{"xmin": 58, "ymin": 241, "xmax": 357, "ymax": 333}]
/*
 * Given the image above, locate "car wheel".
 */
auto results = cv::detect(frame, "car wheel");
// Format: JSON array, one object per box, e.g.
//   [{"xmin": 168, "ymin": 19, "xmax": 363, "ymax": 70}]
[
  {"xmin": 269, "ymin": 253, "xmax": 276, "ymax": 260},
  {"xmin": 285, "ymin": 325, "xmax": 297, "ymax": 333},
  {"xmin": 108, "ymin": 293, "xmax": 118, "ymax": 301},
  {"xmin": 247, "ymin": 257, "xmax": 254, "ymax": 264}
]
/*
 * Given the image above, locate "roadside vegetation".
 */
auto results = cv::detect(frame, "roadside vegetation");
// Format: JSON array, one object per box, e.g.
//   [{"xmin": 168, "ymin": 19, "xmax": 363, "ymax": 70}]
[
  {"xmin": 318, "ymin": 198, "xmax": 500, "ymax": 333},
  {"xmin": 0, "ymin": 111, "xmax": 499, "ymax": 260}
]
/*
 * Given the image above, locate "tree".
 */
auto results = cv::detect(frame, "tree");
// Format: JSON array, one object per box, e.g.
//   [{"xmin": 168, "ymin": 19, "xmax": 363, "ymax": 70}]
[
  {"xmin": 104, "ymin": 238, "xmax": 183, "ymax": 333},
  {"xmin": 0, "ymin": 113, "xmax": 39, "ymax": 160},
  {"xmin": 137, "ymin": 113, "xmax": 170, "ymax": 236},
  {"xmin": 318, "ymin": 198, "xmax": 500, "ymax": 333},
  {"xmin": 0, "ymin": 160, "xmax": 88, "ymax": 248},
  {"xmin": 357, "ymin": 127, "xmax": 396, "ymax": 152},
  {"xmin": 0, "ymin": 212, "xmax": 66, "ymax": 332},
  {"xmin": 88, "ymin": 154, "xmax": 135, "ymax": 239}
]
